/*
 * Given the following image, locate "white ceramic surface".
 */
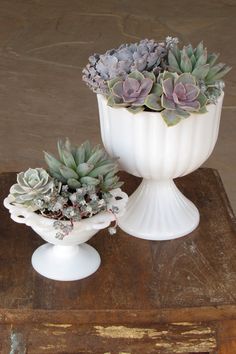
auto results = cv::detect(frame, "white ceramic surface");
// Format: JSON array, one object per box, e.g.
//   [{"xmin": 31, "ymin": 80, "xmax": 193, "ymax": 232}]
[
  {"xmin": 97, "ymin": 93, "xmax": 224, "ymax": 240},
  {"xmin": 4, "ymin": 188, "xmax": 128, "ymax": 280}
]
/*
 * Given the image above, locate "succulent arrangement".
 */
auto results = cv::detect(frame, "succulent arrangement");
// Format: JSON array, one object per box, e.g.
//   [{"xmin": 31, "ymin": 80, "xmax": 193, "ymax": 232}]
[
  {"xmin": 9, "ymin": 139, "xmax": 124, "ymax": 239},
  {"xmin": 83, "ymin": 37, "xmax": 231, "ymax": 126}
]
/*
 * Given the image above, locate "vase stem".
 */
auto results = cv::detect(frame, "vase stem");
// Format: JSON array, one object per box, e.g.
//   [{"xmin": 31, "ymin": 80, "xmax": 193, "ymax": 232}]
[
  {"xmin": 52, "ymin": 244, "xmax": 79, "ymax": 257},
  {"xmin": 118, "ymin": 179, "xmax": 199, "ymax": 240}
]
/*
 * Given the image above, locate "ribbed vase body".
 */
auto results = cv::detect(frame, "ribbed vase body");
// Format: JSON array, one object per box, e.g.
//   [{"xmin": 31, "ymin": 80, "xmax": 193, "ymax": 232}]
[{"xmin": 97, "ymin": 94, "xmax": 223, "ymax": 240}]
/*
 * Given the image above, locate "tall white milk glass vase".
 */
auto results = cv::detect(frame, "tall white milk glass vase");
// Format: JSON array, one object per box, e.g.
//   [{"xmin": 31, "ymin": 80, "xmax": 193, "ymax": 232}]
[{"xmin": 97, "ymin": 93, "xmax": 224, "ymax": 241}]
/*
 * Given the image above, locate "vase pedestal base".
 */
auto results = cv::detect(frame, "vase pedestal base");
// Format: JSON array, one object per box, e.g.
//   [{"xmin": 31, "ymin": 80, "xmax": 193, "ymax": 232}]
[
  {"xmin": 32, "ymin": 243, "xmax": 101, "ymax": 281},
  {"xmin": 118, "ymin": 179, "xmax": 200, "ymax": 241}
]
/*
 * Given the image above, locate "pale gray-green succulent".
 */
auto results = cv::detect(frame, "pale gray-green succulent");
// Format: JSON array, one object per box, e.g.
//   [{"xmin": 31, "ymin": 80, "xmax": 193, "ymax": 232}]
[
  {"xmin": 44, "ymin": 139, "xmax": 123, "ymax": 191},
  {"xmin": 10, "ymin": 168, "xmax": 54, "ymax": 207},
  {"xmin": 168, "ymin": 42, "xmax": 231, "ymax": 83}
]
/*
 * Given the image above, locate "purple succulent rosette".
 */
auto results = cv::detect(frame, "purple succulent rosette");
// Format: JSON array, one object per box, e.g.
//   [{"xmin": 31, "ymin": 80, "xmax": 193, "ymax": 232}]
[
  {"xmin": 82, "ymin": 37, "xmax": 178, "ymax": 95},
  {"xmin": 160, "ymin": 72, "xmax": 208, "ymax": 126},
  {"xmin": 83, "ymin": 36, "xmax": 230, "ymax": 125},
  {"xmin": 107, "ymin": 71, "xmax": 155, "ymax": 113}
]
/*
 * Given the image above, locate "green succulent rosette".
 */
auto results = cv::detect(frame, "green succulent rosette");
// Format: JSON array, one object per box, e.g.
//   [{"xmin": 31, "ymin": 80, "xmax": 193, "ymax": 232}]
[
  {"xmin": 44, "ymin": 139, "xmax": 123, "ymax": 192},
  {"xmin": 168, "ymin": 42, "xmax": 231, "ymax": 102}
]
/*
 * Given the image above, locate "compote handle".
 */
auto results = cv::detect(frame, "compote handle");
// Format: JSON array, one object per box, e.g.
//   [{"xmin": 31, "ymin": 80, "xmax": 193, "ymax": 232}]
[{"xmin": 3, "ymin": 196, "xmax": 30, "ymax": 224}]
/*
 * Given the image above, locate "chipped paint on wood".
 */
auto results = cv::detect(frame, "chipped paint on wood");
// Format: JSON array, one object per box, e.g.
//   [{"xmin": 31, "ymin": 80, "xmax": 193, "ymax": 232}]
[
  {"xmin": 39, "ymin": 345, "xmax": 56, "ymax": 350},
  {"xmin": 173, "ymin": 338, "xmax": 217, "ymax": 353},
  {"xmin": 181, "ymin": 328, "xmax": 212, "ymax": 335},
  {"xmin": 52, "ymin": 330, "xmax": 66, "ymax": 336},
  {"xmin": 171, "ymin": 322, "xmax": 195, "ymax": 326},
  {"xmin": 94, "ymin": 325, "xmax": 168, "ymax": 339},
  {"xmin": 155, "ymin": 342, "xmax": 172, "ymax": 348},
  {"xmin": 42, "ymin": 323, "xmax": 72, "ymax": 328},
  {"xmin": 154, "ymin": 337, "xmax": 216, "ymax": 352},
  {"xmin": 10, "ymin": 330, "xmax": 26, "ymax": 354},
  {"xmin": 39, "ymin": 344, "xmax": 67, "ymax": 350}
]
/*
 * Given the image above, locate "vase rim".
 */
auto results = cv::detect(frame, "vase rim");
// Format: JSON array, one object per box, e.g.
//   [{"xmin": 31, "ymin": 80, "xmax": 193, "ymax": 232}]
[
  {"xmin": 97, "ymin": 92, "xmax": 224, "ymax": 118},
  {"xmin": 4, "ymin": 195, "xmax": 112, "ymax": 226}
]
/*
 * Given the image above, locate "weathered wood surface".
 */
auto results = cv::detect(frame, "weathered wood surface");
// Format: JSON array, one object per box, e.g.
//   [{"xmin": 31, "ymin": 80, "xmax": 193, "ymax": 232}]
[
  {"xmin": 0, "ymin": 168, "xmax": 236, "ymax": 353},
  {"xmin": 217, "ymin": 320, "xmax": 236, "ymax": 354},
  {"xmin": 2, "ymin": 322, "xmax": 216, "ymax": 354}
]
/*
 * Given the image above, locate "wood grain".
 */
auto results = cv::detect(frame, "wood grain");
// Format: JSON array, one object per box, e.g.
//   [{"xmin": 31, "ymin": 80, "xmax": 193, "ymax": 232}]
[
  {"xmin": 4, "ymin": 322, "xmax": 216, "ymax": 353},
  {"xmin": 0, "ymin": 168, "xmax": 236, "ymax": 353},
  {"xmin": 217, "ymin": 320, "xmax": 236, "ymax": 354}
]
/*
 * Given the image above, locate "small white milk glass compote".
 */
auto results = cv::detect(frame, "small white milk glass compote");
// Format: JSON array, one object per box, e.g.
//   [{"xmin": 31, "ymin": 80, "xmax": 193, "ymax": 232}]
[{"xmin": 4, "ymin": 188, "xmax": 128, "ymax": 281}]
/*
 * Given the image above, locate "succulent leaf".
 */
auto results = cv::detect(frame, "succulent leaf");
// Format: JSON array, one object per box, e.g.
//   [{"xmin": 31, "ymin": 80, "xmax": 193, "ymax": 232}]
[
  {"xmin": 61, "ymin": 149, "xmax": 77, "ymax": 170},
  {"xmin": 168, "ymin": 50, "xmax": 180, "ymax": 72},
  {"xmin": 88, "ymin": 163, "xmax": 118, "ymax": 178},
  {"xmin": 44, "ymin": 152, "xmax": 61, "ymax": 173},
  {"xmin": 195, "ymin": 42, "xmax": 204, "ymax": 60},
  {"xmin": 176, "ymin": 73, "xmax": 196, "ymax": 85},
  {"xmin": 83, "ymin": 141, "xmax": 92, "ymax": 161},
  {"xmin": 151, "ymin": 83, "xmax": 163, "ymax": 96},
  {"xmin": 57, "ymin": 140, "xmax": 65, "ymax": 162},
  {"xmin": 142, "ymin": 71, "xmax": 156, "ymax": 81},
  {"xmin": 75, "ymin": 146, "xmax": 85, "ymax": 165},
  {"xmin": 77, "ymin": 163, "xmax": 94, "ymax": 177},
  {"xmin": 208, "ymin": 65, "xmax": 232, "ymax": 82},
  {"xmin": 161, "ymin": 94, "xmax": 176, "ymax": 110},
  {"xmin": 87, "ymin": 149, "xmax": 105, "ymax": 165},
  {"xmin": 50, "ymin": 170, "xmax": 67, "ymax": 183},
  {"xmin": 162, "ymin": 77, "xmax": 174, "ymax": 97},
  {"xmin": 186, "ymin": 44, "xmax": 194, "ymax": 57},
  {"xmin": 192, "ymin": 64, "xmax": 210, "ymax": 79},
  {"xmin": 45, "ymin": 139, "xmax": 121, "ymax": 191},
  {"xmin": 161, "ymin": 109, "xmax": 182, "ymax": 126},
  {"xmin": 108, "ymin": 77, "xmax": 121, "ymax": 90},
  {"xmin": 107, "ymin": 95, "xmax": 125, "ymax": 107},
  {"xmin": 80, "ymin": 176, "xmax": 100, "ymax": 186},
  {"xmin": 195, "ymin": 49, "xmax": 208, "ymax": 67},
  {"xmin": 190, "ymin": 54, "xmax": 197, "ymax": 68},
  {"xmin": 198, "ymin": 105, "xmax": 208, "ymax": 113},
  {"xmin": 207, "ymin": 53, "xmax": 219, "ymax": 66},
  {"xmin": 67, "ymin": 178, "xmax": 81, "ymax": 189},
  {"xmin": 175, "ymin": 108, "xmax": 191, "ymax": 118},
  {"xmin": 128, "ymin": 70, "xmax": 145, "ymax": 81},
  {"xmin": 64, "ymin": 137, "xmax": 72, "ymax": 151},
  {"xmin": 197, "ymin": 92, "xmax": 208, "ymax": 107},
  {"xmin": 171, "ymin": 44, "xmax": 181, "ymax": 62},
  {"xmin": 145, "ymin": 94, "xmax": 162, "ymax": 111},
  {"xmin": 127, "ymin": 106, "xmax": 145, "ymax": 113},
  {"xmin": 105, "ymin": 167, "xmax": 119, "ymax": 180},
  {"xmin": 180, "ymin": 47, "xmax": 192, "ymax": 72},
  {"xmin": 59, "ymin": 166, "xmax": 78, "ymax": 180}
]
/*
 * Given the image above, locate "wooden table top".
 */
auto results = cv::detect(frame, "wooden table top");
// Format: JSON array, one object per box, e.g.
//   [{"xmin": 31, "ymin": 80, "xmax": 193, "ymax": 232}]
[{"xmin": 0, "ymin": 168, "xmax": 236, "ymax": 326}]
